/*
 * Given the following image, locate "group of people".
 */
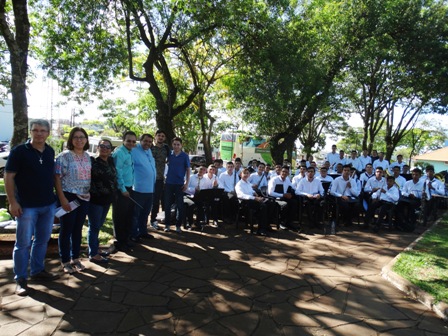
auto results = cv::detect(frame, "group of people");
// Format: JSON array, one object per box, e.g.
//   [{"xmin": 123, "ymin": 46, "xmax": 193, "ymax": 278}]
[
  {"xmin": 4, "ymin": 123, "xmax": 445, "ymax": 297},
  {"xmin": 4, "ymin": 121, "xmax": 182, "ymax": 296}
]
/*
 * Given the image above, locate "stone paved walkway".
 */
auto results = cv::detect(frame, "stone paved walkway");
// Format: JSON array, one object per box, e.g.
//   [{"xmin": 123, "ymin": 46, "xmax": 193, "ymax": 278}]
[{"xmin": 1, "ymin": 224, "xmax": 447, "ymax": 335}]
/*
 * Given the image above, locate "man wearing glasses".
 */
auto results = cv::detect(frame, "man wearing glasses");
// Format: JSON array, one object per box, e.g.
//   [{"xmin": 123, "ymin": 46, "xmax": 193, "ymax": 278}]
[{"xmin": 5, "ymin": 119, "xmax": 59, "ymax": 296}]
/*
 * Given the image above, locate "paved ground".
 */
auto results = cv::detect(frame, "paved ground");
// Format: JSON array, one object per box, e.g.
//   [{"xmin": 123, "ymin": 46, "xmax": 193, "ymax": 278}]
[{"xmin": 1, "ymin": 223, "xmax": 447, "ymax": 335}]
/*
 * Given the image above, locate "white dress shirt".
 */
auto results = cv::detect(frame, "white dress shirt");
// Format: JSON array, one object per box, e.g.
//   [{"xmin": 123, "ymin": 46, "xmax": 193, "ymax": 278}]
[
  {"xmin": 296, "ymin": 177, "xmax": 324, "ymax": 197},
  {"xmin": 330, "ymin": 176, "xmax": 360, "ymax": 197},
  {"xmin": 401, "ymin": 179, "xmax": 425, "ymax": 199},
  {"xmin": 372, "ymin": 185, "xmax": 400, "ymax": 204},
  {"xmin": 358, "ymin": 155, "xmax": 372, "ymax": 170},
  {"xmin": 364, "ymin": 176, "xmax": 386, "ymax": 193},
  {"xmin": 248, "ymin": 172, "xmax": 268, "ymax": 188},
  {"xmin": 235, "ymin": 179, "xmax": 257, "ymax": 200},
  {"xmin": 268, "ymin": 175, "xmax": 294, "ymax": 198},
  {"xmin": 219, "ymin": 171, "xmax": 237, "ymax": 192}
]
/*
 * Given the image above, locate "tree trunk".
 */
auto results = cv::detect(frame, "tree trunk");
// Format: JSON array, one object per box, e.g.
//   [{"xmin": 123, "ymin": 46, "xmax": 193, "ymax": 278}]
[
  {"xmin": 154, "ymin": 103, "xmax": 176, "ymax": 146},
  {"xmin": 0, "ymin": 0, "xmax": 30, "ymax": 147}
]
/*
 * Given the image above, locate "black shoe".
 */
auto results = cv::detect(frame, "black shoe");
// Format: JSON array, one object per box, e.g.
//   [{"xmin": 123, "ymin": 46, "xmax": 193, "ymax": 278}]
[
  {"xmin": 256, "ymin": 230, "xmax": 267, "ymax": 236},
  {"xmin": 127, "ymin": 239, "xmax": 138, "ymax": 246},
  {"xmin": 89, "ymin": 256, "xmax": 109, "ymax": 264},
  {"xmin": 372, "ymin": 224, "xmax": 380, "ymax": 233},
  {"xmin": 30, "ymin": 270, "xmax": 60, "ymax": 281},
  {"xmin": 115, "ymin": 244, "xmax": 131, "ymax": 252},
  {"xmin": 138, "ymin": 233, "xmax": 155, "ymax": 240},
  {"xmin": 15, "ymin": 278, "xmax": 29, "ymax": 296}
]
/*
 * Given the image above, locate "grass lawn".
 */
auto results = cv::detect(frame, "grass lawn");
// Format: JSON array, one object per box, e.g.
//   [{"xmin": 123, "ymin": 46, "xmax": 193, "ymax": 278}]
[
  {"xmin": 0, "ymin": 178, "xmax": 5, "ymax": 194},
  {"xmin": 392, "ymin": 215, "xmax": 448, "ymax": 304},
  {"xmin": 81, "ymin": 208, "xmax": 115, "ymax": 247}
]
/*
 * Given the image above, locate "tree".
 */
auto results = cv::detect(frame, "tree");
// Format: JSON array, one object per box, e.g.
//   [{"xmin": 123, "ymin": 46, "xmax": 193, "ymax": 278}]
[
  {"xmin": 0, "ymin": 0, "xmax": 30, "ymax": 146},
  {"xmin": 341, "ymin": 0, "xmax": 448, "ymax": 157},
  {"xmin": 229, "ymin": 0, "xmax": 374, "ymax": 164},
  {"xmin": 35, "ymin": 0, "xmax": 245, "ymax": 144}
]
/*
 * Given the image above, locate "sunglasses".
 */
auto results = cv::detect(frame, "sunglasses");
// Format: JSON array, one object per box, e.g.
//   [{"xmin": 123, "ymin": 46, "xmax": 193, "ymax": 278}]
[{"xmin": 99, "ymin": 144, "xmax": 112, "ymax": 150}]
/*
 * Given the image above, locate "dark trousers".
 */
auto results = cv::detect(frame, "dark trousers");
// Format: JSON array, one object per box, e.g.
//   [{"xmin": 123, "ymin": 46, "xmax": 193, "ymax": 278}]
[
  {"xmin": 221, "ymin": 192, "xmax": 239, "ymax": 220},
  {"xmin": 423, "ymin": 198, "xmax": 438, "ymax": 225},
  {"xmin": 335, "ymin": 197, "xmax": 359, "ymax": 225},
  {"xmin": 276, "ymin": 197, "xmax": 298, "ymax": 227},
  {"xmin": 59, "ymin": 192, "xmax": 89, "ymax": 263},
  {"xmin": 365, "ymin": 200, "xmax": 394, "ymax": 225},
  {"xmin": 243, "ymin": 199, "xmax": 269, "ymax": 232},
  {"xmin": 298, "ymin": 196, "xmax": 321, "ymax": 226},
  {"xmin": 396, "ymin": 197, "xmax": 420, "ymax": 230},
  {"xmin": 113, "ymin": 187, "xmax": 134, "ymax": 246},
  {"xmin": 164, "ymin": 183, "xmax": 185, "ymax": 228},
  {"xmin": 150, "ymin": 179, "xmax": 165, "ymax": 222}
]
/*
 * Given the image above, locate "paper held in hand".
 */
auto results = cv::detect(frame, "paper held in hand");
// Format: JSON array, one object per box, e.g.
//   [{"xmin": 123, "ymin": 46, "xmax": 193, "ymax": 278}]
[{"xmin": 55, "ymin": 199, "xmax": 81, "ymax": 218}]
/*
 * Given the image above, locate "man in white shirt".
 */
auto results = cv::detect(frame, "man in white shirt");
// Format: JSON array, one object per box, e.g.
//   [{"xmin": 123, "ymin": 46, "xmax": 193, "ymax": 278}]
[
  {"xmin": 333, "ymin": 150, "xmax": 347, "ymax": 168},
  {"xmin": 373, "ymin": 152, "xmax": 389, "ymax": 171},
  {"xmin": 391, "ymin": 166, "xmax": 406, "ymax": 190},
  {"xmin": 330, "ymin": 165, "xmax": 360, "ymax": 226},
  {"xmin": 364, "ymin": 167, "xmax": 386, "ymax": 202},
  {"xmin": 364, "ymin": 176, "xmax": 400, "ymax": 232},
  {"xmin": 316, "ymin": 167, "xmax": 333, "ymax": 183},
  {"xmin": 346, "ymin": 150, "xmax": 362, "ymax": 172},
  {"xmin": 423, "ymin": 165, "xmax": 445, "ymax": 225},
  {"xmin": 218, "ymin": 161, "xmax": 239, "ymax": 221},
  {"xmin": 236, "ymin": 168, "xmax": 270, "ymax": 236},
  {"xmin": 359, "ymin": 149, "xmax": 372, "ymax": 171},
  {"xmin": 185, "ymin": 165, "xmax": 213, "ymax": 229},
  {"xmin": 396, "ymin": 168, "xmax": 424, "ymax": 232},
  {"xmin": 359, "ymin": 164, "xmax": 374, "ymax": 189},
  {"xmin": 269, "ymin": 164, "xmax": 282, "ymax": 180},
  {"xmin": 326, "ymin": 144, "xmax": 339, "ymax": 170},
  {"xmin": 292, "ymin": 165, "xmax": 307, "ymax": 189},
  {"xmin": 268, "ymin": 165, "xmax": 298, "ymax": 230},
  {"xmin": 296, "ymin": 167, "xmax": 324, "ymax": 228},
  {"xmin": 234, "ymin": 157, "xmax": 243, "ymax": 177},
  {"xmin": 389, "ymin": 154, "xmax": 405, "ymax": 174},
  {"xmin": 248, "ymin": 162, "xmax": 268, "ymax": 192}
]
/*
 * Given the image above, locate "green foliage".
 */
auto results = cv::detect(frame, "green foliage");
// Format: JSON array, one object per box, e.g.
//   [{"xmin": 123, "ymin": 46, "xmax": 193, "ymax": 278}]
[{"xmin": 393, "ymin": 217, "xmax": 448, "ymax": 304}]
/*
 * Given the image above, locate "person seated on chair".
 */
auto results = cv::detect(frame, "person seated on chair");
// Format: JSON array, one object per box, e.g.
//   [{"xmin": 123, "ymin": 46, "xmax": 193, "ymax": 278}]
[
  {"xmin": 330, "ymin": 163, "xmax": 343, "ymax": 175},
  {"xmin": 329, "ymin": 164, "xmax": 360, "ymax": 226},
  {"xmin": 364, "ymin": 167, "xmax": 386, "ymax": 208},
  {"xmin": 268, "ymin": 165, "xmax": 298, "ymax": 230},
  {"xmin": 395, "ymin": 168, "xmax": 424, "ymax": 232},
  {"xmin": 373, "ymin": 152, "xmax": 389, "ymax": 171},
  {"xmin": 248, "ymin": 162, "xmax": 268, "ymax": 194},
  {"xmin": 234, "ymin": 157, "xmax": 243, "ymax": 177},
  {"xmin": 422, "ymin": 165, "xmax": 445, "ymax": 225},
  {"xmin": 316, "ymin": 166, "xmax": 333, "ymax": 183},
  {"xmin": 269, "ymin": 163, "xmax": 282, "ymax": 179},
  {"xmin": 184, "ymin": 165, "xmax": 213, "ymax": 229},
  {"xmin": 363, "ymin": 176, "xmax": 399, "ymax": 232},
  {"xmin": 235, "ymin": 168, "xmax": 270, "ymax": 236},
  {"xmin": 391, "ymin": 166, "xmax": 406, "ymax": 190},
  {"xmin": 218, "ymin": 161, "xmax": 239, "ymax": 222},
  {"xmin": 295, "ymin": 166, "xmax": 324, "ymax": 228},
  {"xmin": 359, "ymin": 163, "xmax": 374, "ymax": 190},
  {"xmin": 292, "ymin": 165, "xmax": 307, "ymax": 188}
]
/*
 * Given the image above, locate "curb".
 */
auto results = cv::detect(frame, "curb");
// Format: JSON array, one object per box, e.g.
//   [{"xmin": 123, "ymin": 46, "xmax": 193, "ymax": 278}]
[{"xmin": 381, "ymin": 218, "xmax": 448, "ymax": 321}]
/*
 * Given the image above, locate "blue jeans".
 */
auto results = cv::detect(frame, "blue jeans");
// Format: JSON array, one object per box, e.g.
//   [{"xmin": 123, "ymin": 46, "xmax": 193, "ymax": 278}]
[
  {"xmin": 131, "ymin": 191, "xmax": 153, "ymax": 238},
  {"xmin": 164, "ymin": 183, "xmax": 185, "ymax": 228},
  {"xmin": 87, "ymin": 202, "xmax": 111, "ymax": 257},
  {"xmin": 13, "ymin": 202, "xmax": 56, "ymax": 280},
  {"xmin": 58, "ymin": 193, "xmax": 89, "ymax": 263}
]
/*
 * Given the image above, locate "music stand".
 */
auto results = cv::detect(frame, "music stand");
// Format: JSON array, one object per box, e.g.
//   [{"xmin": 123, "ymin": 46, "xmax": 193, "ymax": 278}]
[{"xmin": 191, "ymin": 188, "xmax": 224, "ymax": 202}]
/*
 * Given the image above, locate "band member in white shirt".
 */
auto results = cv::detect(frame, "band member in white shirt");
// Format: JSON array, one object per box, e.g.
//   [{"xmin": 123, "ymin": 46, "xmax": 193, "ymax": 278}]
[
  {"xmin": 364, "ymin": 176, "xmax": 400, "ymax": 232},
  {"xmin": 395, "ymin": 168, "xmax": 424, "ymax": 231},
  {"xmin": 346, "ymin": 150, "xmax": 362, "ymax": 172},
  {"xmin": 268, "ymin": 165, "xmax": 298, "ymax": 230},
  {"xmin": 423, "ymin": 165, "xmax": 445, "ymax": 225},
  {"xmin": 248, "ymin": 162, "xmax": 268, "ymax": 192},
  {"xmin": 236, "ymin": 168, "xmax": 270, "ymax": 236},
  {"xmin": 391, "ymin": 166, "xmax": 406, "ymax": 190},
  {"xmin": 372, "ymin": 152, "xmax": 389, "ymax": 171},
  {"xmin": 389, "ymin": 154, "xmax": 405, "ymax": 174},
  {"xmin": 330, "ymin": 164, "xmax": 360, "ymax": 226},
  {"xmin": 326, "ymin": 144, "xmax": 339, "ymax": 171},
  {"xmin": 296, "ymin": 167, "xmax": 324, "ymax": 228},
  {"xmin": 359, "ymin": 149, "xmax": 372, "ymax": 171}
]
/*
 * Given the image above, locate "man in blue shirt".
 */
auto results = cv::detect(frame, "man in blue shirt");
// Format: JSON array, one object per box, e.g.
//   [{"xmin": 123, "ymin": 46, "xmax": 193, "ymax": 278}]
[
  {"xmin": 112, "ymin": 131, "xmax": 136, "ymax": 252},
  {"xmin": 5, "ymin": 119, "xmax": 59, "ymax": 296},
  {"xmin": 164, "ymin": 137, "xmax": 190, "ymax": 233},
  {"xmin": 130, "ymin": 134, "xmax": 156, "ymax": 242}
]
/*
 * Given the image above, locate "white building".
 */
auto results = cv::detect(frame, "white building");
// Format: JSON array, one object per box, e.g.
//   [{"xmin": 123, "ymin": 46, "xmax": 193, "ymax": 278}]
[{"xmin": 0, "ymin": 99, "xmax": 13, "ymax": 142}]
